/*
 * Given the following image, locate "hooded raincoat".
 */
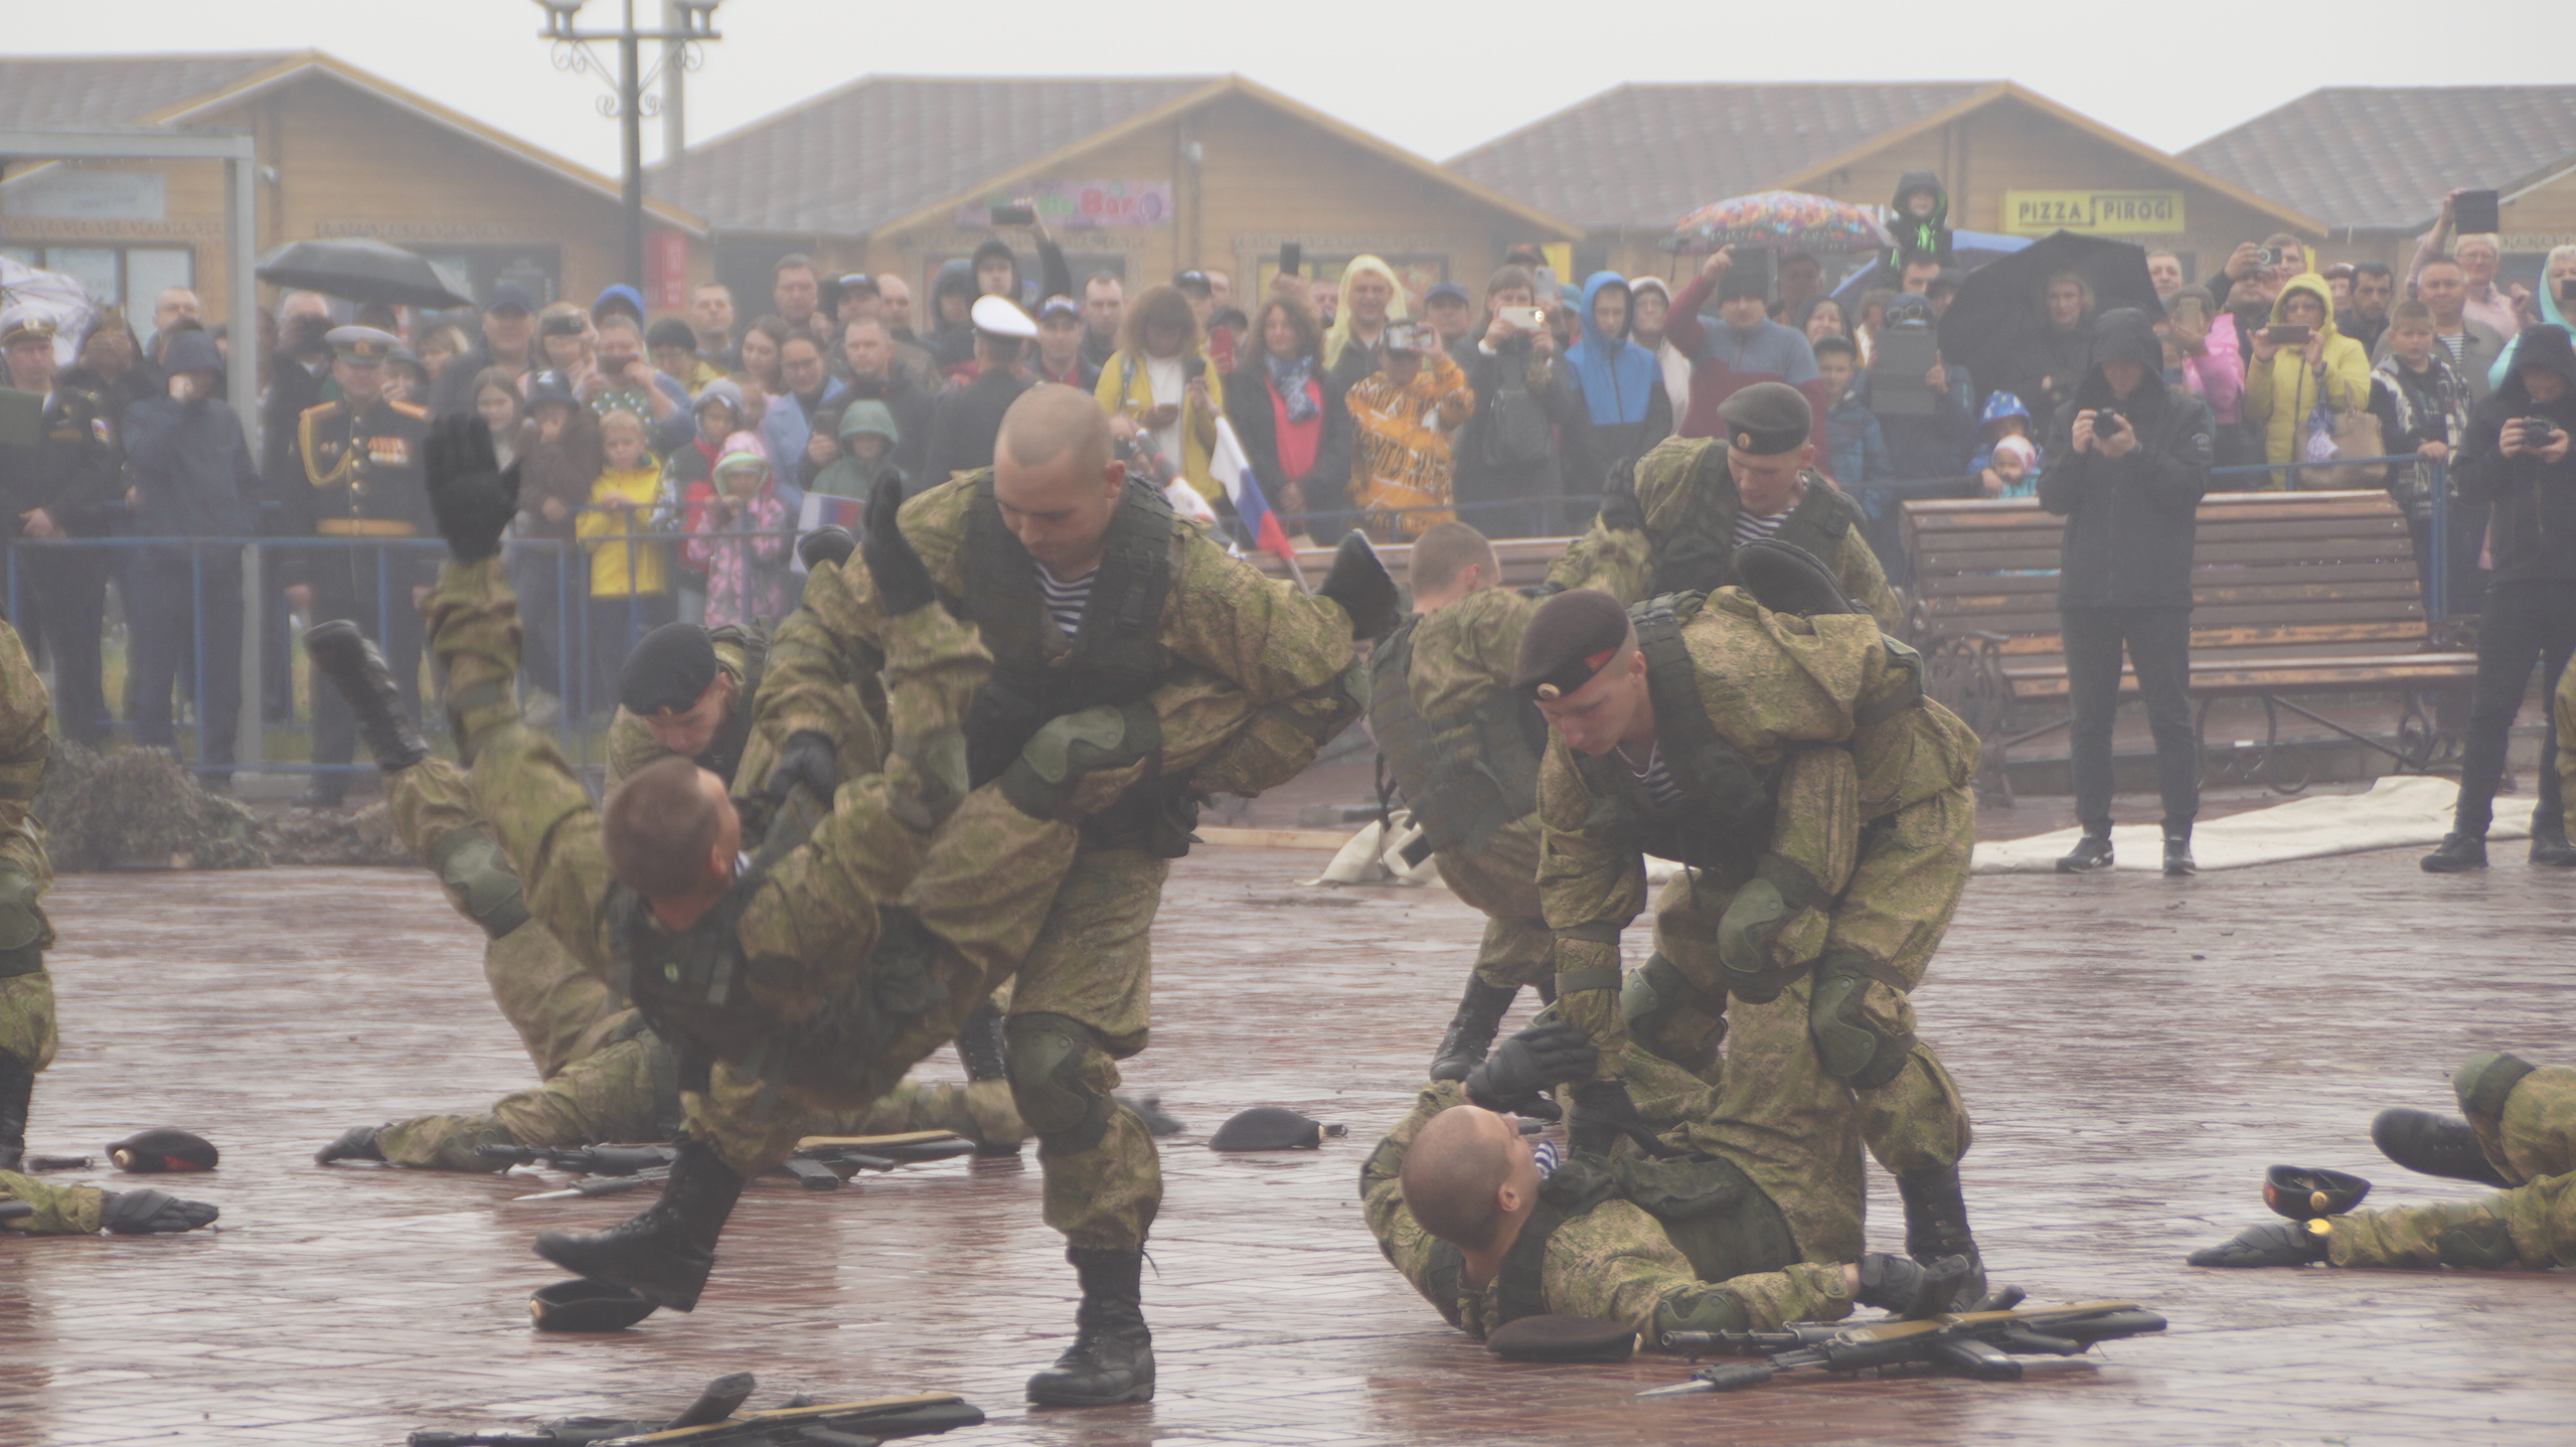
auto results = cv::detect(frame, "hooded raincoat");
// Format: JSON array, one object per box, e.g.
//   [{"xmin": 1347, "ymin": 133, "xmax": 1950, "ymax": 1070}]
[
  {"xmin": 808, "ymin": 398, "xmax": 905, "ymax": 500},
  {"xmin": 1565, "ymin": 271, "xmax": 1673, "ymax": 471},
  {"xmin": 1886, "ymin": 170, "xmax": 1952, "ymax": 266},
  {"xmin": 2243, "ymin": 273, "xmax": 2373, "ymax": 486},
  {"xmin": 2040, "ymin": 308, "xmax": 2216, "ymax": 609}
]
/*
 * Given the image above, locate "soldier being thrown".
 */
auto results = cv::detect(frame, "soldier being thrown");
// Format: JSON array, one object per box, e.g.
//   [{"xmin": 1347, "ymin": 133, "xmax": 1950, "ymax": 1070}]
[
  {"xmin": 751, "ymin": 384, "xmax": 1387, "ymax": 1406},
  {"xmin": 301, "ymin": 619, "xmax": 1026, "ymax": 1171},
  {"xmin": 1518, "ymin": 540, "xmax": 1986, "ymax": 1293},
  {"xmin": 1364, "ymin": 1022, "xmax": 1967, "ymax": 1346},
  {"xmin": 2192, "ymin": 1051, "xmax": 2576, "ymax": 1273}
]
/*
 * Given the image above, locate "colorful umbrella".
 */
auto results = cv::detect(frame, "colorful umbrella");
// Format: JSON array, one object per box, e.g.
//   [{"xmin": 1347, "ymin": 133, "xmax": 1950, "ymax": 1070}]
[
  {"xmin": 1662, "ymin": 191, "xmax": 1892, "ymax": 254},
  {"xmin": 0, "ymin": 256, "xmax": 95, "ymax": 370}
]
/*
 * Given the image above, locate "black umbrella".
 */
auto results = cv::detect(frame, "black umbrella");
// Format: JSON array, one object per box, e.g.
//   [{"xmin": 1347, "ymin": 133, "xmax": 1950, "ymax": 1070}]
[
  {"xmin": 1937, "ymin": 231, "xmax": 2159, "ymax": 406},
  {"xmin": 255, "ymin": 238, "xmax": 475, "ymax": 309}
]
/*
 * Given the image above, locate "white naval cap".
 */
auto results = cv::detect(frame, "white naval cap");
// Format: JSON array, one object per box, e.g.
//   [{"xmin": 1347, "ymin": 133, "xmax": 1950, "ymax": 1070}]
[{"xmin": 970, "ymin": 294, "xmax": 1038, "ymax": 340}]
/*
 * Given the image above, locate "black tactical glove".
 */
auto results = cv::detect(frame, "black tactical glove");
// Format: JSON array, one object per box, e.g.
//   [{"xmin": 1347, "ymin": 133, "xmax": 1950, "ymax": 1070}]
[
  {"xmin": 861, "ymin": 474, "xmax": 936, "ymax": 615},
  {"xmin": 1594, "ymin": 459, "xmax": 1646, "ymax": 534},
  {"xmin": 2186, "ymin": 1219, "xmax": 2333, "ymax": 1268},
  {"xmin": 1852, "ymin": 1252, "xmax": 1973, "ymax": 1318},
  {"xmin": 797, "ymin": 524, "xmax": 857, "ymax": 572},
  {"xmin": 422, "ymin": 412, "xmax": 520, "ymax": 563},
  {"xmin": 1566, "ymin": 1077, "xmax": 1682, "ymax": 1159},
  {"xmin": 1463, "ymin": 1021, "xmax": 1596, "ymax": 1120},
  {"xmin": 98, "ymin": 1189, "xmax": 221, "ymax": 1234},
  {"xmin": 1735, "ymin": 538, "xmax": 1858, "ymax": 617},
  {"xmin": 0, "ymin": 865, "xmax": 42, "ymax": 952},
  {"xmin": 313, "ymin": 1125, "xmax": 385, "ymax": 1166},
  {"xmin": 763, "ymin": 729, "xmax": 837, "ymax": 806}
]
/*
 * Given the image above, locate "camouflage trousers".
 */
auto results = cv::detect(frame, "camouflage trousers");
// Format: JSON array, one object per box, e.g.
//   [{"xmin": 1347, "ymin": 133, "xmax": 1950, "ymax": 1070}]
[
  {"xmin": 0, "ymin": 970, "xmax": 57, "ymax": 1073},
  {"xmin": 387, "ymin": 755, "xmax": 631, "ymax": 1078},
  {"xmin": 2332, "ymin": 1061, "xmax": 2576, "ymax": 1271},
  {"xmin": 1434, "ymin": 814, "xmax": 1553, "ymax": 993},
  {"xmin": 0, "ymin": 1169, "xmax": 104, "ymax": 1235},
  {"xmin": 1647, "ymin": 786, "xmax": 1976, "ymax": 1229}
]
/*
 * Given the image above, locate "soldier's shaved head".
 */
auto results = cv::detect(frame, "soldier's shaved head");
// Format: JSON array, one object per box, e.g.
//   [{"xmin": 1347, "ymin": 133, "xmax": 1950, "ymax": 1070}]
[
  {"xmin": 602, "ymin": 755, "xmax": 728, "ymax": 901},
  {"xmin": 1001, "ymin": 384, "xmax": 1113, "ymax": 476},
  {"xmin": 1408, "ymin": 521, "xmax": 1499, "ymax": 600},
  {"xmin": 1400, "ymin": 1105, "xmax": 1518, "ymax": 1250}
]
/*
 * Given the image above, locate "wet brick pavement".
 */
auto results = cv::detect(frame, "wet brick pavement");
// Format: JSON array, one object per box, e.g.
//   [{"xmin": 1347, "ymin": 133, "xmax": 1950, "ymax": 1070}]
[{"xmin": 6, "ymin": 839, "xmax": 2573, "ymax": 1446}]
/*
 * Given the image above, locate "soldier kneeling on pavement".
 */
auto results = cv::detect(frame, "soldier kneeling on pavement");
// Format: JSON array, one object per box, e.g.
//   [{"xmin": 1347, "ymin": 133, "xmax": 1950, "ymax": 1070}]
[
  {"xmin": 1363, "ymin": 1022, "xmax": 1968, "ymax": 1350},
  {"xmin": 2191, "ymin": 1051, "xmax": 2576, "ymax": 1272}
]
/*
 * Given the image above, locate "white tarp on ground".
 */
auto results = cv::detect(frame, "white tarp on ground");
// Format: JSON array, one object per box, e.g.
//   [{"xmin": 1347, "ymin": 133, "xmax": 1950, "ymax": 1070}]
[{"xmin": 1969, "ymin": 774, "xmax": 2527, "ymax": 875}]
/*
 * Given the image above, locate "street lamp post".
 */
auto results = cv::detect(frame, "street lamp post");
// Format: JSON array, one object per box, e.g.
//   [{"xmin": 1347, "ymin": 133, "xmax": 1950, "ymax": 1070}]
[{"xmin": 534, "ymin": 0, "xmax": 722, "ymax": 290}]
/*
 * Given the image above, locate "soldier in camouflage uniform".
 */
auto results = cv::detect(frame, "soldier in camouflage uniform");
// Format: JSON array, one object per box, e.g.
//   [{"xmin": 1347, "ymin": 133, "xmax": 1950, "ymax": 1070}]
[
  {"xmin": 1517, "ymin": 547, "xmax": 1985, "ymax": 1291},
  {"xmin": 751, "ymin": 386, "xmax": 1384, "ymax": 1405},
  {"xmin": 1361, "ymin": 1024, "xmax": 1962, "ymax": 1348},
  {"xmin": 0, "ymin": 616, "xmax": 58, "ymax": 1175},
  {"xmin": 1366, "ymin": 522, "xmax": 1553, "ymax": 1081},
  {"xmin": 2193, "ymin": 1052, "xmax": 2576, "ymax": 1272},
  {"xmin": 1544, "ymin": 385, "xmax": 1900, "ymax": 632}
]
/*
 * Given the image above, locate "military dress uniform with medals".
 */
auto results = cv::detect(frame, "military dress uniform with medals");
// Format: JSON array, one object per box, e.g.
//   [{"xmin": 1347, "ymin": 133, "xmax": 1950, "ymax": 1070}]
[{"xmin": 292, "ymin": 328, "xmax": 432, "ymax": 803}]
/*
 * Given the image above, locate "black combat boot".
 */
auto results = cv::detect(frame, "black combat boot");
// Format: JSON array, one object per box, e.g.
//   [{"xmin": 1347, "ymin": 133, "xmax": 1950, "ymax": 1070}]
[
  {"xmin": 1852, "ymin": 1252, "xmax": 1972, "ymax": 1319},
  {"xmin": 2055, "ymin": 831, "xmax": 2114, "ymax": 874},
  {"xmin": 303, "ymin": 620, "xmax": 429, "ymax": 772},
  {"xmin": 534, "ymin": 1137, "xmax": 744, "ymax": 1311},
  {"xmin": 1895, "ymin": 1165, "xmax": 1985, "ymax": 1309},
  {"xmin": 0, "ymin": 1048, "xmax": 32, "ymax": 1173},
  {"xmin": 313, "ymin": 1125, "xmax": 386, "ymax": 1166},
  {"xmin": 1427, "ymin": 978, "xmax": 1520, "ymax": 1083},
  {"xmin": 2371, "ymin": 1107, "xmax": 2511, "ymax": 1187},
  {"xmin": 1026, "ymin": 1246, "xmax": 1155, "ymax": 1407},
  {"xmin": 2163, "ymin": 832, "xmax": 2196, "ymax": 877},
  {"xmin": 2420, "ymin": 832, "xmax": 2487, "ymax": 873},
  {"xmin": 1317, "ymin": 531, "xmax": 1399, "ymax": 641},
  {"xmin": 957, "ymin": 1000, "xmax": 1010, "ymax": 1083},
  {"xmin": 2528, "ymin": 820, "xmax": 2576, "ymax": 868}
]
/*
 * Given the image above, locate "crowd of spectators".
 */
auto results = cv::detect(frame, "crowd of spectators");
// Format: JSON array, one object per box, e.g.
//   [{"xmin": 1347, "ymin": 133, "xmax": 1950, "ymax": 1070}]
[{"xmin": 4, "ymin": 170, "xmax": 2572, "ymax": 786}]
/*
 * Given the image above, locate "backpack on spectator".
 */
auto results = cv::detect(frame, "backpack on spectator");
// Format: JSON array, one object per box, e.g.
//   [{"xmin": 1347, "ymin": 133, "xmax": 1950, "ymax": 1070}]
[{"xmin": 1478, "ymin": 368, "xmax": 1557, "ymax": 473}]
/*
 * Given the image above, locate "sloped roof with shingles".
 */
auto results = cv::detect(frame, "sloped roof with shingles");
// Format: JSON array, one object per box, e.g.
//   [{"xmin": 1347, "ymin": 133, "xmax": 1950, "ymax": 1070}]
[
  {"xmin": 0, "ymin": 52, "xmax": 297, "ymax": 131},
  {"xmin": 1447, "ymin": 82, "xmax": 1990, "ymax": 231},
  {"xmin": 2183, "ymin": 87, "xmax": 2576, "ymax": 233},
  {"xmin": 652, "ymin": 76, "xmax": 1214, "ymax": 237}
]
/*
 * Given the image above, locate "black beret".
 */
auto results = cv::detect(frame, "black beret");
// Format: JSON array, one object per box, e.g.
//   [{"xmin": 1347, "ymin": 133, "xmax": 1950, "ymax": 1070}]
[
  {"xmin": 1485, "ymin": 1314, "xmax": 1638, "ymax": 1363},
  {"xmin": 618, "ymin": 623, "xmax": 721, "ymax": 717},
  {"xmin": 1510, "ymin": 588, "xmax": 1631, "ymax": 701},
  {"xmin": 2262, "ymin": 1165, "xmax": 2371, "ymax": 1221},
  {"xmin": 530, "ymin": 1278, "xmax": 659, "ymax": 1333},
  {"xmin": 1718, "ymin": 382, "xmax": 1811, "ymax": 456},
  {"xmin": 1208, "ymin": 1106, "xmax": 1338, "ymax": 1152},
  {"xmin": 107, "ymin": 1128, "xmax": 220, "ymax": 1173}
]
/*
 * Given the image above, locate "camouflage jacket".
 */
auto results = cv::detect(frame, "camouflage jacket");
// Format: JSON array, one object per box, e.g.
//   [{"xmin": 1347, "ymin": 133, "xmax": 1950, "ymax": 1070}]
[
  {"xmin": 602, "ymin": 627, "xmax": 817, "ymax": 792},
  {"xmin": 1546, "ymin": 437, "xmax": 1901, "ymax": 632},
  {"xmin": 1371, "ymin": 586, "xmax": 1545, "ymax": 854},
  {"xmin": 0, "ymin": 620, "xmax": 54, "ymax": 949},
  {"xmin": 1361, "ymin": 1082, "xmax": 1852, "ymax": 1345}
]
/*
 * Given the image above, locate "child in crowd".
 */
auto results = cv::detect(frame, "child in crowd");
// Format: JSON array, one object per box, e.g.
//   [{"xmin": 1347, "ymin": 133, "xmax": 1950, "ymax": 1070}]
[
  {"xmin": 1985, "ymin": 435, "xmax": 2039, "ymax": 499},
  {"xmin": 1813, "ymin": 335, "xmax": 1887, "ymax": 485},
  {"xmin": 513, "ymin": 368, "xmax": 602, "ymax": 723},
  {"xmin": 807, "ymin": 399, "xmax": 904, "ymax": 499},
  {"xmin": 684, "ymin": 432, "xmax": 791, "ymax": 629},
  {"xmin": 578, "ymin": 408, "xmax": 673, "ymax": 713},
  {"xmin": 2367, "ymin": 299, "xmax": 2473, "ymax": 604},
  {"xmin": 1970, "ymin": 393, "xmax": 2042, "ymax": 498}
]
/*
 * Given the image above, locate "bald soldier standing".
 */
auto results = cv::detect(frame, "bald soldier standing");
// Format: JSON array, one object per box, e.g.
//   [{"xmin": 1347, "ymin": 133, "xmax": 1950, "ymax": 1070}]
[
  {"xmin": 1515, "ymin": 554, "xmax": 1987, "ymax": 1293},
  {"xmin": 1544, "ymin": 384, "xmax": 1898, "ymax": 631},
  {"xmin": 753, "ymin": 385, "xmax": 1388, "ymax": 1405}
]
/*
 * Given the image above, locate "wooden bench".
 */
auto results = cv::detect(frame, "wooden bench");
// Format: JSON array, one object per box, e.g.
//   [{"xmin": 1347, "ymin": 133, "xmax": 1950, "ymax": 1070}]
[{"xmin": 1900, "ymin": 490, "xmax": 2479, "ymax": 803}]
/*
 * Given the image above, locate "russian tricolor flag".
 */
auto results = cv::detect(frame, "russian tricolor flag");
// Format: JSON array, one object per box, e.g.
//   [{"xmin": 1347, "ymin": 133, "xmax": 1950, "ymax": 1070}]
[
  {"xmin": 793, "ymin": 492, "xmax": 868, "ymax": 573},
  {"xmin": 1208, "ymin": 416, "xmax": 1298, "ymax": 562}
]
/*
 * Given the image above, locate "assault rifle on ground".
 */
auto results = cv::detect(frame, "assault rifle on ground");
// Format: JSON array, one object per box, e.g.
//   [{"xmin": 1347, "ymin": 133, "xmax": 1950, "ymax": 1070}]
[
  {"xmin": 1642, "ymin": 1288, "xmax": 2167, "ymax": 1397},
  {"xmin": 484, "ymin": 1131, "xmax": 983, "ymax": 1201},
  {"xmin": 408, "ymin": 1372, "xmax": 983, "ymax": 1446}
]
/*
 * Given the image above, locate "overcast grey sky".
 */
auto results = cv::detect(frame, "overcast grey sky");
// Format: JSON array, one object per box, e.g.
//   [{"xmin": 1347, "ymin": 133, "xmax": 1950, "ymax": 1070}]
[{"xmin": 21, "ymin": 0, "xmax": 2575, "ymax": 179}]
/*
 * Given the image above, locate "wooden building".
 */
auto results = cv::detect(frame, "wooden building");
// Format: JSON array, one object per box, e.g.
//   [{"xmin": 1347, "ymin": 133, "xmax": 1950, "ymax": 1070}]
[
  {"xmin": 0, "ymin": 51, "xmax": 706, "ymax": 325},
  {"xmin": 649, "ymin": 75, "xmax": 1574, "ymax": 318},
  {"xmin": 2183, "ymin": 86, "xmax": 2576, "ymax": 280},
  {"xmin": 1450, "ymin": 81, "xmax": 2321, "ymax": 287}
]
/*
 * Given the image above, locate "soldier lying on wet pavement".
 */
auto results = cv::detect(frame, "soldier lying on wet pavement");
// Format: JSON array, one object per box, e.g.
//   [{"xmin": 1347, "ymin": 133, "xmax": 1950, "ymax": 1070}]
[
  {"xmin": 1362, "ymin": 1023, "xmax": 1968, "ymax": 1349},
  {"xmin": 2192, "ymin": 1051, "xmax": 2576, "ymax": 1272}
]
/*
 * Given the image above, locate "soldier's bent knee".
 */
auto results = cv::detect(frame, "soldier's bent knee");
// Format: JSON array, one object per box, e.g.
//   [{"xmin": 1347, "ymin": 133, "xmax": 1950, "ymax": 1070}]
[
  {"xmin": 1809, "ymin": 951, "xmax": 1914, "ymax": 1089},
  {"xmin": 426, "ymin": 826, "xmax": 530, "ymax": 939},
  {"xmin": 1004, "ymin": 1012, "xmax": 1115, "ymax": 1156},
  {"xmin": 1623, "ymin": 954, "xmax": 1724, "ymax": 1073}
]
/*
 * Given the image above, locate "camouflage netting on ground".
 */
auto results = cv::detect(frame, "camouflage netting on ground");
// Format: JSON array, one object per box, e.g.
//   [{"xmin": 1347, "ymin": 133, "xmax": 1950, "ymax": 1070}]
[
  {"xmin": 39, "ymin": 741, "xmax": 270, "ymax": 872},
  {"xmin": 37, "ymin": 742, "xmax": 418, "ymax": 872}
]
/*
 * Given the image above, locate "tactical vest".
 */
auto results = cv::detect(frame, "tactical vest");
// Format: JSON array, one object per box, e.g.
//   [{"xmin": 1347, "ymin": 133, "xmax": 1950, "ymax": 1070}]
[
  {"xmin": 695, "ymin": 624, "xmax": 769, "ymax": 789},
  {"xmin": 1648, "ymin": 463, "xmax": 1856, "ymax": 598},
  {"xmin": 1570, "ymin": 592, "xmax": 1778, "ymax": 872},
  {"xmin": 948, "ymin": 475, "xmax": 1197, "ymax": 857},
  {"xmin": 1367, "ymin": 615, "xmax": 1545, "ymax": 856},
  {"xmin": 1422, "ymin": 1153, "xmax": 1796, "ymax": 1332}
]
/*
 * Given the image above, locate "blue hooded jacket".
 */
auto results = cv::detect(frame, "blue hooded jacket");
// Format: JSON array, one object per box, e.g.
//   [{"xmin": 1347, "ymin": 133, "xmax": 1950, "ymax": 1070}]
[{"xmin": 1567, "ymin": 271, "xmax": 1660, "ymax": 428}]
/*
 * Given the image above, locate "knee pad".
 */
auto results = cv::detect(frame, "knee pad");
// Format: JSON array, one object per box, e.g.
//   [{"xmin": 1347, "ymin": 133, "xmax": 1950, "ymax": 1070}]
[
  {"xmin": 1651, "ymin": 1289, "xmax": 1751, "ymax": 1346},
  {"xmin": 2452, "ymin": 1051, "xmax": 2537, "ymax": 1125},
  {"xmin": 1622, "ymin": 955, "xmax": 1724, "ymax": 1074},
  {"xmin": 1717, "ymin": 856, "xmax": 1832, "ymax": 1005},
  {"xmin": 1808, "ymin": 952, "xmax": 1914, "ymax": 1090},
  {"xmin": 425, "ymin": 826, "xmax": 530, "ymax": 939},
  {"xmin": 2434, "ymin": 1212, "xmax": 2518, "ymax": 1270},
  {"xmin": 1004, "ymin": 1012, "xmax": 1114, "ymax": 1156}
]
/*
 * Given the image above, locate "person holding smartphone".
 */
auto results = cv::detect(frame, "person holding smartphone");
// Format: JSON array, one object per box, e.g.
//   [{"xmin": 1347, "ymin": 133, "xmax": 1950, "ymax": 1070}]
[
  {"xmin": 2422, "ymin": 326, "xmax": 2576, "ymax": 872},
  {"xmin": 1094, "ymin": 284, "xmax": 1224, "ymax": 499},
  {"xmin": 2244, "ymin": 272, "xmax": 2371, "ymax": 488}
]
